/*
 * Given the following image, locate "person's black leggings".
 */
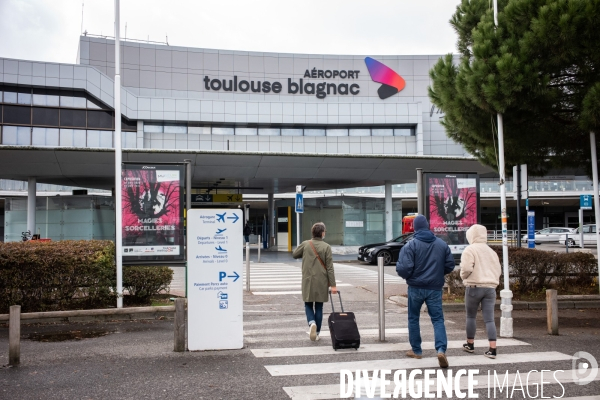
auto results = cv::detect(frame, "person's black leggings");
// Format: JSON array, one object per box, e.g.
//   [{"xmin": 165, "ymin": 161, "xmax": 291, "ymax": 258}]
[{"xmin": 465, "ymin": 287, "xmax": 497, "ymax": 341}]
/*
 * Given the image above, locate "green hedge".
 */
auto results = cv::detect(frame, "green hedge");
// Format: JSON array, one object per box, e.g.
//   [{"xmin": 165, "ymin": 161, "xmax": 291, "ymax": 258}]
[
  {"xmin": 123, "ymin": 266, "xmax": 173, "ymax": 306},
  {"xmin": 0, "ymin": 240, "xmax": 116, "ymax": 312},
  {"xmin": 446, "ymin": 246, "xmax": 598, "ymax": 297},
  {"xmin": 0, "ymin": 240, "xmax": 174, "ymax": 312}
]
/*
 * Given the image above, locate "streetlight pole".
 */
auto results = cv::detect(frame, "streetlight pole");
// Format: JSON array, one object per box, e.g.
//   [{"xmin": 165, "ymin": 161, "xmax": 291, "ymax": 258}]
[
  {"xmin": 114, "ymin": 0, "xmax": 123, "ymax": 308},
  {"xmin": 493, "ymin": 0, "xmax": 513, "ymax": 337},
  {"xmin": 590, "ymin": 132, "xmax": 600, "ymax": 294}
]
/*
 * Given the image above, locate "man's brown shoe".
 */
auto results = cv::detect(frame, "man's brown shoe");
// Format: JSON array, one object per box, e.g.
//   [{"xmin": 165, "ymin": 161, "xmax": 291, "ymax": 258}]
[
  {"xmin": 437, "ymin": 352, "xmax": 449, "ymax": 368},
  {"xmin": 406, "ymin": 350, "xmax": 422, "ymax": 359}
]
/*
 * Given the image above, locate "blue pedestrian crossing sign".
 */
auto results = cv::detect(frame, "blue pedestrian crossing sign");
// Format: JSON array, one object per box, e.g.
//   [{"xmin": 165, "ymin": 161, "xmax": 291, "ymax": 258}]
[
  {"xmin": 581, "ymin": 195, "xmax": 593, "ymax": 210},
  {"xmin": 295, "ymin": 193, "xmax": 304, "ymax": 213}
]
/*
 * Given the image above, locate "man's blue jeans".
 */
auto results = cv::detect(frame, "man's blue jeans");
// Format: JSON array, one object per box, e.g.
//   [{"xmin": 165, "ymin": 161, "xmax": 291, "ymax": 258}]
[
  {"xmin": 407, "ymin": 286, "xmax": 447, "ymax": 355},
  {"xmin": 304, "ymin": 302, "xmax": 323, "ymax": 333}
]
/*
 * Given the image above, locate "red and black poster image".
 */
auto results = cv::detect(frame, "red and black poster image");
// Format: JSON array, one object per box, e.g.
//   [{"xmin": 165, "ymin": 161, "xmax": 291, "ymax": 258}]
[
  {"xmin": 121, "ymin": 163, "xmax": 185, "ymax": 262},
  {"xmin": 424, "ymin": 173, "xmax": 480, "ymax": 249}
]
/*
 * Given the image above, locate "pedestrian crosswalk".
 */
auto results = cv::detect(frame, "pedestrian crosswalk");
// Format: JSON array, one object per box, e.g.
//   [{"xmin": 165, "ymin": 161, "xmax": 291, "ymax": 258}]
[
  {"xmin": 242, "ymin": 262, "xmax": 406, "ymax": 295},
  {"xmin": 244, "ymin": 313, "xmax": 600, "ymax": 399},
  {"xmin": 168, "ymin": 262, "xmax": 406, "ymax": 297}
]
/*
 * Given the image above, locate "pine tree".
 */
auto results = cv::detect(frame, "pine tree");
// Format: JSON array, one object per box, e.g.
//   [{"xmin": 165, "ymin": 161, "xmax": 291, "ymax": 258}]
[{"xmin": 429, "ymin": 0, "xmax": 600, "ymax": 175}]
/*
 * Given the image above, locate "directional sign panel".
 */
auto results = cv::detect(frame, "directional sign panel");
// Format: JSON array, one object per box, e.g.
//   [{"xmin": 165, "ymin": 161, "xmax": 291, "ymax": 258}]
[
  {"xmin": 581, "ymin": 195, "xmax": 593, "ymax": 210},
  {"xmin": 187, "ymin": 209, "xmax": 243, "ymax": 350},
  {"xmin": 295, "ymin": 193, "xmax": 304, "ymax": 213},
  {"xmin": 527, "ymin": 211, "xmax": 536, "ymax": 249}
]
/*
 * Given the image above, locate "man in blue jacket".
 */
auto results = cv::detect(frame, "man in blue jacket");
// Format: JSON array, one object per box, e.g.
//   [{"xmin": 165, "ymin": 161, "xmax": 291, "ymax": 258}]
[{"xmin": 396, "ymin": 215, "xmax": 455, "ymax": 368}]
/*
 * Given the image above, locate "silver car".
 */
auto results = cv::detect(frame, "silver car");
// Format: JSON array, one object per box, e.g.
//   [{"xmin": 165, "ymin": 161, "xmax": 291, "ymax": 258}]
[
  {"xmin": 559, "ymin": 225, "xmax": 597, "ymax": 247},
  {"xmin": 522, "ymin": 227, "xmax": 576, "ymax": 244}
]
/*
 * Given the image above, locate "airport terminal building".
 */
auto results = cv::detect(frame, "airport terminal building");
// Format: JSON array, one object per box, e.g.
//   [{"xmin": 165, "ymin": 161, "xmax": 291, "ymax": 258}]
[{"xmin": 0, "ymin": 35, "xmax": 592, "ymax": 244}]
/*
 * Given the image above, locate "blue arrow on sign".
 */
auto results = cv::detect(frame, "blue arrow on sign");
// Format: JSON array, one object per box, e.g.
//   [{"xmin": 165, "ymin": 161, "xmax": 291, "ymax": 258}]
[
  {"xmin": 227, "ymin": 271, "xmax": 240, "ymax": 282},
  {"xmin": 227, "ymin": 213, "xmax": 240, "ymax": 223}
]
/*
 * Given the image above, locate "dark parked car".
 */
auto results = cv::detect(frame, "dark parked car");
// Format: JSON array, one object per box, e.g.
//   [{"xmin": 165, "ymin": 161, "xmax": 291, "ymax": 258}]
[
  {"xmin": 358, "ymin": 233, "xmax": 462, "ymax": 266},
  {"xmin": 358, "ymin": 234, "xmax": 414, "ymax": 265}
]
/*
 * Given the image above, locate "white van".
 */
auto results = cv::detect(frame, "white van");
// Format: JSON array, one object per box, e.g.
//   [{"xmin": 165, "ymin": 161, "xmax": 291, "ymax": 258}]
[{"xmin": 558, "ymin": 224, "xmax": 597, "ymax": 247}]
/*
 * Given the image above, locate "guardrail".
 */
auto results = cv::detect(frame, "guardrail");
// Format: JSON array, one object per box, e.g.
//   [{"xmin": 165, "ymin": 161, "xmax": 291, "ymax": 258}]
[
  {"xmin": 4, "ymin": 300, "xmax": 187, "ymax": 366},
  {"xmin": 487, "ymin": 230, "xmax": 519, "ymax": 246}
]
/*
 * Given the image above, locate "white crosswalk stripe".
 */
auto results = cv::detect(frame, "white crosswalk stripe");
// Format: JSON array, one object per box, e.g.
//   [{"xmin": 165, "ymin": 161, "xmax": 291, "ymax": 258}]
[
  {"xmin": 252, "ymin": 338, "xmax": 530, "ymax": 358},
  {"xmin": 266, "ymin": 351, "xmax": 574, "ymax": 376},
  {"xmin": 283, "ymin": 371, "xmax": 600, "ymax": 400},
  {"xmin": 241, "ymin": 262, "xmax": 406, "ymax": 294},
  {"xmin": 245, "ymin": 310, "xmax": 596, "ymax": 399}
]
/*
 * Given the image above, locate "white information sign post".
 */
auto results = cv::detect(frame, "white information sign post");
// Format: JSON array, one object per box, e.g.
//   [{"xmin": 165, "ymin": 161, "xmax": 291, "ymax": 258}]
[{"xmin": 187, "ymin": 209, "xmax": 243, "ymax": 351}]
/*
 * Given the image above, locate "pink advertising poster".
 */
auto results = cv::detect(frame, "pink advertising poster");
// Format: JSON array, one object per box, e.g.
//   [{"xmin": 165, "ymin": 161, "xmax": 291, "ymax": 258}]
[
  {"xmin": 121, "ymin": 164, "xmax": 185, "ymax": 262},
  {"xmin": 425, "ymin": 173, "xmax": 480, "ymax": 248}
]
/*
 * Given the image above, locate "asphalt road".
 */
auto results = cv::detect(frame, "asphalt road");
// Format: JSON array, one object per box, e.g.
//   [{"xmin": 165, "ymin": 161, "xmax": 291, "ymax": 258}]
[{"xmin": 1, "ymin": 259, "xmax": 599, "ymax": 399}]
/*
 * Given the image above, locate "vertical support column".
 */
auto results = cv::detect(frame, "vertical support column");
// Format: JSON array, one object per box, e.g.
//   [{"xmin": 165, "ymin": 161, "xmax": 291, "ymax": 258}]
[
  {"xmin": 114, "ymin": 0, "xmax": 123, "ymax": 309},
  {"xmin": 185, "ymin": 160, "xmax": 192, "ymax": 299},
  {"xmin": 579, "ymin": 208, "xmax": 584, "ymax": 248},
  {"xmin": 287, "ymin": 207, "xmax": 292, "ymax": 252},
  {"xmin": 296, "ymin": 209, "xmax": 302, "ymax": 246},
  {"xmin": 385, "ymin": 181, "xmax": 392, "ymax": 241},
  {"xmin": 589, "ymin": 132, "xmax": 600, "ymax": 294},
  {"xmin": 257, "ymin": 235, "xmax": 261, "ymax": 263},
  {"xmin": 9, "ymin": 305, "xmax": 20, "ymax": 366},
  {"xmin": 27, "ymin": 177, "xmax": 36, "ymax": 236},
  {"xmin": 416, "ymin": 168, "xmax": 424, "ymax": 215},
  {"xmin": 268, "ymin": 193, "xmax": 275, "ymax": 248},
  {"xmin": 378, "ymin": 256, "xmax": 385, "ymax": 342},
  {"xmin": 546, "ymin": 289, "xmax": 558, "ymax": 335},
  {"xmin": 497, "ymin": 113, "xmax": 513, "ymax": 337},
  {"xmin": 516, "ymin": 164, "xmax": 522, "ymax": 248},
  {"xmin": 245, "ymin": 243, "xmax": 250, "ymax": 292},
  {"xmin": 174, "ymin": 298, "xmax": 186, "ymax": 352}
]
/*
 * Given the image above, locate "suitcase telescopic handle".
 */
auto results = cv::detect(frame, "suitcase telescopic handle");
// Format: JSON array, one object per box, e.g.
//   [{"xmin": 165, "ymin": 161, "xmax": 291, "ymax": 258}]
[{"xmin": 329, "ymin": 290, "xmax": 344, "ymax": 313}]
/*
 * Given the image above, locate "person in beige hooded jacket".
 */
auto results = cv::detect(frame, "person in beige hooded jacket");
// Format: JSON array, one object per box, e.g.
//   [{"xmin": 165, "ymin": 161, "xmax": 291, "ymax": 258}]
[{"xmin": 459, "ymin": 224, "xmax": 501, "ymax": 359}]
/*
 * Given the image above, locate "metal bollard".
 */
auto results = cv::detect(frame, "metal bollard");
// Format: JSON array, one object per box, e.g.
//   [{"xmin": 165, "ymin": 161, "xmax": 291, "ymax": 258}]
[
  {"xmin": 377, "ymin": 256, "xmax": 385, "ymax": 342},
  {"xmin": 258, "ymin": 235, "xmax": 261, "ymax": 263},
  {"xmin": 245, "ymin": 243, "xmax": 250, "ymax": 292},
  {"xmin": 9, "ymin": 305, "xmax": 20, "ymax": 365},
  {"xmin": 546, "ymin": 289, "xmax": 558, "ymax": 335},
  {"xmin": 174, "ymin": 298, "xmax": 186, "ymax": 352}
]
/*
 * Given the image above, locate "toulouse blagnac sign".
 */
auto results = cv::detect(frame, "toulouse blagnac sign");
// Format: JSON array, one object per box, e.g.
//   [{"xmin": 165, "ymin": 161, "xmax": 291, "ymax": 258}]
[{"xmin": 202, "ymin": 57, "xmax": 405, "ymax": 100}]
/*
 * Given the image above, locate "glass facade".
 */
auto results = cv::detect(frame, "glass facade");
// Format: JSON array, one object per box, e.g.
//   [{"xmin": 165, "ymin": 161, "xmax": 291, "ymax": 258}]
[
  {"xmin": 4, "ymin": 196, "xmax": 115, "ymax": 242},
  {"xmin": 300, "ymin": 197, "xmax": 402, "ymax": 246},
  {"xmin": 0, "ymin": 85, "xmax": 137, "ymax": 148},
  {"xmin": 143, "ymin": 123, "xmax": 416, "ymax": 137}
]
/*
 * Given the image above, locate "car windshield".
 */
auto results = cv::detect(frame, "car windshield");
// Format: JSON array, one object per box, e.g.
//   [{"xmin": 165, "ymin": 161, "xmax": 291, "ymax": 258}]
[{"xmin": 392, "ymin": 234, "xmax": 413, "ymax": 243}]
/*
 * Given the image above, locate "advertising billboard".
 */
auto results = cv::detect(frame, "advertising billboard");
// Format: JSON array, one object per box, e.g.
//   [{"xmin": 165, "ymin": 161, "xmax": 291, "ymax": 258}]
[
  {"xmin": 121, "ymin": 163, "xmax": 185, "ymax": 263},
  {"xmin": 424, "ymin": 173, "xmax": 480, "ymax": 251}
]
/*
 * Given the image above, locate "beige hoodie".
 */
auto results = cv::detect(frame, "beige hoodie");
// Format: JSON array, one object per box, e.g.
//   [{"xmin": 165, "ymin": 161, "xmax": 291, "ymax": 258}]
[{"xmin": 460, "ymin": 224, "xmax": 501, "ymax": 288}]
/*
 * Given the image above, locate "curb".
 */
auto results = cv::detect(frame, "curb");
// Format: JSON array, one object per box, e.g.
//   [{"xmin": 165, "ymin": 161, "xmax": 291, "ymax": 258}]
[
  {"xmin": 0, "ymin": 306, "xmax": 176, "ymax": 325},
  {"xmin": 388, "ymin": 295, "xmax": 600, "ymax": 312}
]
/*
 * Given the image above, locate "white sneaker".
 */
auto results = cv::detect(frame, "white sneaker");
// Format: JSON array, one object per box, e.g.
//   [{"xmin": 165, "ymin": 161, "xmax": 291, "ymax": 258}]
[
  {"xmin": 315, "ymin": 334, "xmax": 320, "ymax": 342},
  {"xmin": 309, "ymin": 323, "xmax": 317, "ymax": 341}
]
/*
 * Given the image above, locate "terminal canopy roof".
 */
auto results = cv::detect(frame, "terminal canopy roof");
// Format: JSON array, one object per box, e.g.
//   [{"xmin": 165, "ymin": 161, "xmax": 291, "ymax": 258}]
[{"xmin": 0, "ymin": 147, "xmax": 495, "ymax": 194}]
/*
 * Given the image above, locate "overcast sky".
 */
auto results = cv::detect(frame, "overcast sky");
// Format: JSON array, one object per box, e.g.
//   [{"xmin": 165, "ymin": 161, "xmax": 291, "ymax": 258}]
[{"xmin": 0, "ymin": 0, "xmax": 459, "ymax": 63}]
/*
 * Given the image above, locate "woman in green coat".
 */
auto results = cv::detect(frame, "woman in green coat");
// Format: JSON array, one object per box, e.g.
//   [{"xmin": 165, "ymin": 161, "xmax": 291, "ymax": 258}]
[{"xmin": 292, "ymin": 222, "xmax": 337, "ymax": 341}]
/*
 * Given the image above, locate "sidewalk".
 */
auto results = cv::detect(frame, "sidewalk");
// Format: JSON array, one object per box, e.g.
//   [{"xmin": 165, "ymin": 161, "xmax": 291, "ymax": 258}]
[{"xmin": 4, "ymin": 260, "xmax": 599, "ymax": 399}]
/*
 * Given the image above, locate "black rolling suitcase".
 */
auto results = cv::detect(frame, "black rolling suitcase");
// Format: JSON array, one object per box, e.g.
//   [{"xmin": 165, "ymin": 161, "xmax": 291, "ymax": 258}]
[{"xmin": 328, "ymin": 290, "xmax": 360, "ymax": 350}]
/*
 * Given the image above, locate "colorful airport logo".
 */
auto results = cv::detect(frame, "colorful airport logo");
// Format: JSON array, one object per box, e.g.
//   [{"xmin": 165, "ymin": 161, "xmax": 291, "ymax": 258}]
[{"xmin": 364, "ymin": 57, "xmax": 406, "ymax": 100}]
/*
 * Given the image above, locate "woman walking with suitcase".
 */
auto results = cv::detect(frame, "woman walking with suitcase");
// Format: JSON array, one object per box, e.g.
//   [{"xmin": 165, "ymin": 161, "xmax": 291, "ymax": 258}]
[
  {"xmin": 460, "ymin": 224, "xmax": 502, "ymax": 358},
  {"xmin": 293, "ymin": 222, "xmax": 337, "ymax": 342}
]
